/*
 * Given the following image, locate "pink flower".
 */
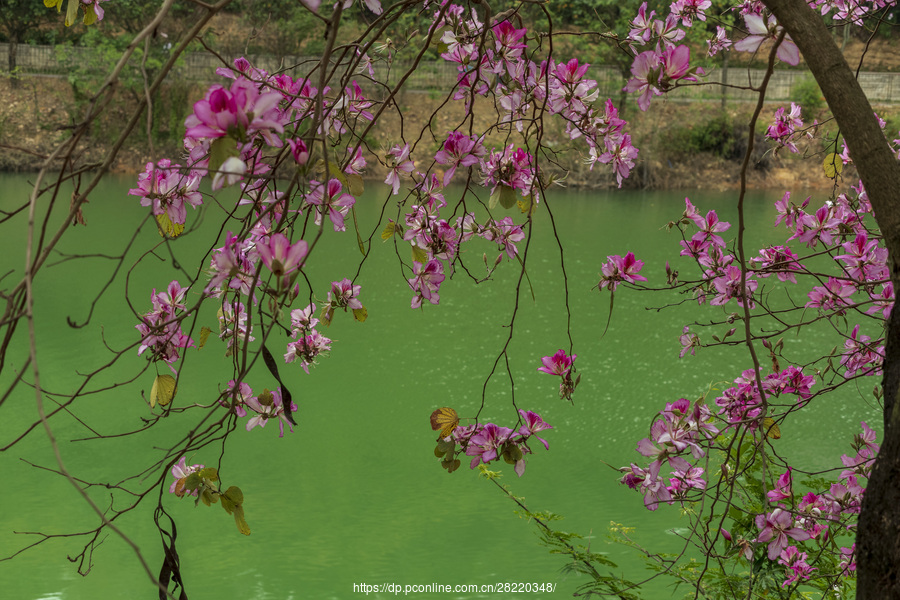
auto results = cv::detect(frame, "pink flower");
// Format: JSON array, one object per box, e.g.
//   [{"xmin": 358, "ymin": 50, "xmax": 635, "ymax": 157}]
[
  {"xmin": 767, "ymin": 468, "xmax": 793, "ymax": 503},
  {"xmin": 129, "ymin": 159, "xmax": 203, "ymax": 225},
  {"xmin": 466, "ymin": 423, "xmax": 513, "ymax": 469},
  {"xmin": 408, "ymin": 259, "xmax": 445, "ymax": 308},
  {"xmin": 755, "ymin": 508, "xmax": 811, "ymax": 560},
  {"xmin": 805, "ymin": 277, "xmax": 855, "ymax": 313},
  {"xmin": 384, "ymin": 143, "xmax": 415, "ymax": 195},
  {"xmin": 778, "ymin": 546, "xmax": 816, "ymax": 587},
  {"xmin": 288, "ymin": 138, "xmax": 309, "ymax": 165},
  {"xmin": 710, "ymin": 265, "xmax": 757, "ymax": 308},
  {"xmin": 679, "ymin": 326, "xmax": 699, "ymax": 358},
  {"xmin": 669, "ymin": 0, "xmax": 711, "ymax": 27},
  {"xmin": 243, "ymin": 388, "xmax": 298, "ymax": 437},
  {"xmin": 734, "ymin": 13, "xmax": 800, "ymax": 65},
  {"xmin": 285, "ymin": 330, "xmax": 332, "ymax": 374},
  {"xmin": 599, "ymin": 252, "xmax": 648, "ymax": 291},
  {"xmin": 434, "ymin": 132, "xmax": 485, "ymax": 185},
  {"xmin": 481, "ymin": 217, "xmax": 526, "ymax": 259},
  {"xmin": 256, "ymin": 233, "xmax": 308, "ymax": 277},
  {"xmin": 707, "ymin": 26, "xmax": 732, "ymax": 57},
  {"xmin": 169, "ymin": 456, "xmax": 204, "ymax": 497},
  {"xmin": 624, "ymin": 50, "xmax": 662, "ymax": 111},
  {"xmin": 322, "ymin": 278, "xmax": 363, "ymax": 324},
  {"xmin": 184, "ymin": 77, "xmax": 285, "ymax": 147},
  {"xmin": 538, "ymin": 349, "xmax": 576, "ymax": 377},
  {"xmin": 517, "ymin": 409, "xmax": 553, "ymax": 451},
  {"xmin": 305, "ymin": 179, "xmax": 356, "ymax": 232}
]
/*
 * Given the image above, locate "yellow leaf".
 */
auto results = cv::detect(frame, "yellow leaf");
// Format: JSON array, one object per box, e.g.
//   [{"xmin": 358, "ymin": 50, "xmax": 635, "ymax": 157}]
[
  {"xmin": 83, "ymin": 5, "xmax": 98, "ymax": 25},
  {"xmin": 155, "ymin": 212, "xmax": 185, "ymax": 238},
  {"xmin": 381, "ymin": 221, "xmax": 396, "ymax": 240},
  {"xmin": 518, "ymin": 195, "xmax": 536, "ymax": 215},
  {"xmin": 352, "ymin": 306, "xmax": 368, "ymax": 322},
  {"xmin": 823, "ymin": 153, "xmax": 843, "ymax": 179},
  {"xmin": 150, "ymin": 374, "xmax": 177, "ymax": 408},
  {"xmin": 233, "ymin": 505, "xmax": 251, "ymax": 535},
  {"xmin": 64, "ymin": 0, "xmax": 79, "ymax": 26},
  {"xmin": 763, "ymin": 417, "xmax": 781, "ymax": 439},
  {"xmin": 430, "ymin": 407, "xmax": 459, "ymax": 439}
]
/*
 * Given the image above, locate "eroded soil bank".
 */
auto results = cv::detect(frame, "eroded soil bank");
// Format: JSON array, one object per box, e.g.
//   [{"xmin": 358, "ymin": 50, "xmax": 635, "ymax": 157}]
[{"xmin": 0, "ymin": 76, "xmax": 880, "ymax": 191}]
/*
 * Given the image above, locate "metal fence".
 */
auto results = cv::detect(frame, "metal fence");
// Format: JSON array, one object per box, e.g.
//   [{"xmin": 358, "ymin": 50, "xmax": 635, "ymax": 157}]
[{"xmin": 5, "ymin": 42, "xmax": 900, "ymax": 103}]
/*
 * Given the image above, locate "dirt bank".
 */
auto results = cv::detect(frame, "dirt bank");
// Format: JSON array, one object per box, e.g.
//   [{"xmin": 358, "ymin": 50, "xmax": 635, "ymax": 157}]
[{"xmin": 0, "ymin": 76, "xmax": 874, "ymax": 191}]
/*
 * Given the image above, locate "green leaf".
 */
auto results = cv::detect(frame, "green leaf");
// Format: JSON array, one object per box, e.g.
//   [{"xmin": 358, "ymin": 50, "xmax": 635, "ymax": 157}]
[
  {"xmin": 411, "ymin": 245, "xmax": 428, "ymax": 264},
  {"xmin": 352, "ymin": 207, "xmax": 366, "ymax": 255},
  {"xmin": 221, "ymin": 486, "xmax": 243, "ymax": 515},
  {"xmin": 381, "ymin": 221, "xmax": 396, "ymax": 240},
  {"xmin": 209, "ymin": 137, "xmax": 240, "ymax": 177},
  {"xmin": 224, "ymin": 486, "xmax": 244, "ymax": 506},
  {"xmin": 499, "ymin": 185, "xmax": 518, "ymax": 209},
  {"xmin": 150, "ymin": 374, "xmax": 177, "ymax": 408},
  {"xmin": 823, "ymin": 153, "xmax": 843, "ymax": 179},
  {"xmin": 346, "ymin": 173, "xmax": 364, "ymax": 197},
  {"xmin": 489, "ymin": 187, "xmax": 501, "ymax": 209},
  {"xmin": 198, "ymin": 467, "xmax": 219, "ymax": 482},
  {"xmin": 183, "ymin": 472, "xmax": 202, "ymax": 492},
  {"xmin": 352, "ymin": 306, "xmax": 368, "ymax": 322},
  {"xmin": 197, "ymin": 326, "xmax": 212, "ymax": 349}
]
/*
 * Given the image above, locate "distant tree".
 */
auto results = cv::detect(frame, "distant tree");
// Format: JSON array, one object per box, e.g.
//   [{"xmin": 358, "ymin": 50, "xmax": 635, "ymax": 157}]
[{"xmin": 0, "ymin": 1, "xmax": 60, "ymax": 86}]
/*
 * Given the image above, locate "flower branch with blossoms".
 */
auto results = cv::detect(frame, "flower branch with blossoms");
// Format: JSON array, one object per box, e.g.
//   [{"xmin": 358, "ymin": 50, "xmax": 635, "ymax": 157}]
[{"xmin": 10, "ymin": 0, "xmax": 900, "ymax": 597}]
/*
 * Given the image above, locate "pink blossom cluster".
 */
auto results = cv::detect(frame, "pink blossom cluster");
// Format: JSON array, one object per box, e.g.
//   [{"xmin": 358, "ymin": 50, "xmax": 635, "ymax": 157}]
[
  {"xmin": 128, "ymin": 159, "xmax": 203, "ymax": 225},
  {"xmin": 220, "ymin": 380, "xmax": 298, "ymax": 437},
  {"xmin": 448, "ymin": 409, "xmax": 553, "ymax": 477},
  {"xmin": 135, "ymin": 280, "xmax": 194, "ymax": 372},
  {"xmin": 433, "ymin": 8, "xmax": 638, "ymax": 187},
  {"xmin": 400, "ymin": 195, "xmax": 525, "ymax": 308},
  {"xmin": 285, "ymin": 303, "xmax": 333, "ymax": 373},
  {"xmin": 739, "ymin": 422, "xmax": 878, "ymax": 583},
  {"xmin": 620, "ymin": 398, "xmax": 717, "ymax": 510},
  {"xmin": 765, "ymin": 103, "xmax": 804, "ymax": 154},
  {"xmin": 714, "ymin": 366, "xmax": 815, "ymax": 429},
  {"xmin": 598, "ymin": 252, "xmax": 647, "ymax": 292}
]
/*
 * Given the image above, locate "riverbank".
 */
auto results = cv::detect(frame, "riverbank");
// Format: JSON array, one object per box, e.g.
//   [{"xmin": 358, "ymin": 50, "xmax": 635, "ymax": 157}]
[{"xmin": 0, "ymin": 76, "xmax": 881, "ymax": 191}]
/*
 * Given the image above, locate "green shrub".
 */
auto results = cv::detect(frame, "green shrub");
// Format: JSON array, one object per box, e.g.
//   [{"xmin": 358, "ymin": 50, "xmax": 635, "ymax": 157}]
[
  {"xmin": 792, "ymin": 76, "xmax": 825, "ymax": 112},
  {"xmin": 669, "ymin": 113, "xmax": 737, "ymax": 158}
]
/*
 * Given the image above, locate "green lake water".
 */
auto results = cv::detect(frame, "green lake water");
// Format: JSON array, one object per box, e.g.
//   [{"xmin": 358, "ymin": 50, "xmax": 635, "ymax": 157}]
[{"xmin": 0, "ymin": 173, "xmax": 881, "ymax": 599}]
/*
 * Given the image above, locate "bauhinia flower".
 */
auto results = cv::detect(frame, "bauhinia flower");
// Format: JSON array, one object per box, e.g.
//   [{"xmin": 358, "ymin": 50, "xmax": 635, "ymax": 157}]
[
  {"xmin": 305, "ymin": 179, "xmax": 356, "ymax": 232},
  {"xmin": 755, "ymin": 508, "xmax": 811, "ymax": 560},
  {"xmin": 256, "ymin": 232, "xmax": 308, "ymax": 277},
  {"xmin": 538, "ymin": 349, "xmax": 576, "ymax": 377},
  {"xmin": 599, "ymin": 252, "xmax": 648, "ymax": 291}
]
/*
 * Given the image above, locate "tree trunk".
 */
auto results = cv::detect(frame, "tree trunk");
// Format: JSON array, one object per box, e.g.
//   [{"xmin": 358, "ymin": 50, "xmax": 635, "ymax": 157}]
[
  {"xmin": 763, "ymin": 0, "xmax": 900, "ymax": 596},
  {"xmin": 8, "ymin": 32, "xmax": 18, "ymax": 89}
]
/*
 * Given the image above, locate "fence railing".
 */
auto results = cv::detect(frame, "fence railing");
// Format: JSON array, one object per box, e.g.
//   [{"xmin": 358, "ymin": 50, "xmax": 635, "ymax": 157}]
[{"xmin": 5, "ymin": 42, "xmax": 900, "ymax": 103}]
